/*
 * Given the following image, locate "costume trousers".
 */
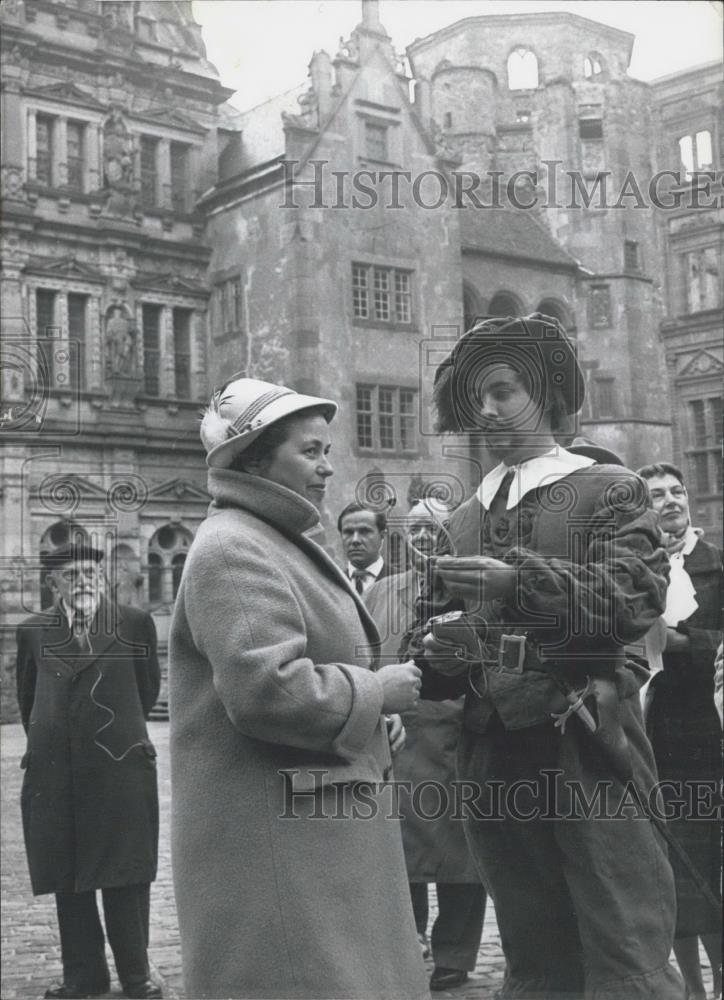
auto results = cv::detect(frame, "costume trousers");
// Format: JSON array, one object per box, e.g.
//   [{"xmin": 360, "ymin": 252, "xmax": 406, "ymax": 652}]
[
  {"xmin": 55, "ymin": 883, "xmax": 151, "ymax": 990},
  {"xmin": 410, "ymin": 881, "xmax": 487, "ymax": 971},
  {"xmin": 458, "ymin": 707, "xmax": 685, "ymax": 1000}
]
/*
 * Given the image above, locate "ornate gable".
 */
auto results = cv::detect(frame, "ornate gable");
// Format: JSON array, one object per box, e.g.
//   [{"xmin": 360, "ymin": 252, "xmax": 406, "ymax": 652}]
[
  {"xmin": 26, "ymin": 81, "xmax": 106, "ymax": 111},
  {"xmin": 677, "ymin": 350, "xmax": 724, "ymax": 379},
  {"xmin": 134, "ymin": 106, "xmax": 205, "ymax": 134},
  {"xmin": 147, "ymin": 479, "xmax": 209, "ymax": 502},
  {"xmin": 24, "ymin": 255, "xmax": 106, "ymax": 281},
  {"xmin": 132, "ymin": 271, "xmax": 208, "ymax": 294}
]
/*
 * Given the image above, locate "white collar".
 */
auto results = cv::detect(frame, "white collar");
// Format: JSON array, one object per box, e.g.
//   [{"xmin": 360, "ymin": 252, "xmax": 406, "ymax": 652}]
[
  {"xmin": 347, "ymin": 555, "xmax": 384, "ymax": 579},
  {"xmin": 477, "ymin": 447, "xmax": 596, "ymax": 511},
  {"xmin": 675, "ymin": 525, "xmax": 703, "ymax": 558}
]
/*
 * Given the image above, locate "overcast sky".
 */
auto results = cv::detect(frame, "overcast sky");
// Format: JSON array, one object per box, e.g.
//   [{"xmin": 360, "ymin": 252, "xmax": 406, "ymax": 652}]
[{"xmin": 191, "ymin": 0, "xmax": 723, "ymax": 110}]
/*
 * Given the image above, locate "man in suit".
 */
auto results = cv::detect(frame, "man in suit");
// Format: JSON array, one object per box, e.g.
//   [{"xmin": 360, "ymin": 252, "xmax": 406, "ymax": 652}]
[
  {"xmin": 16, "ymin": 541, "xmax": 162, "ymax": 1000},
  {"xmin": 337, "ymin": 502, "xmax": 391, "ymax": 596},
  {"xmin": 365, "ymin": 498, "xmax": 486, "ymax": 992}
]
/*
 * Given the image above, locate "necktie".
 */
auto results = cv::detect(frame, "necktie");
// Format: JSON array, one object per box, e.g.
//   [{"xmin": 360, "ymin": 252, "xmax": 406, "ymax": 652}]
[
  {"xmin": 352, "ymin": 570, "xmax": 366, "ymax": 595},
  {"xmin": 488, "ymin": 467, "xmax": 516, "ymax": 517}
]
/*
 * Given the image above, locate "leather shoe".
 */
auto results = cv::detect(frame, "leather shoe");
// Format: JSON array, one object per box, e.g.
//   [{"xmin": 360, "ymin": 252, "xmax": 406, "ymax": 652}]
[
  {"xmin": 430, "ymin": 967, "xmax": 469, "ymax": 991},
  {"xmin": 123, "ymin": 981, "xmax": 162, "ymax": 999},
  {"xmin": 44, "ymin": 984, "xmax": 109, "ymax": 999}
]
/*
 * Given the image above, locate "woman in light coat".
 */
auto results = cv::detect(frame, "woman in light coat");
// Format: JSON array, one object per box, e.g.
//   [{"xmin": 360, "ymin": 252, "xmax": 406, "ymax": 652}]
[{"xmin": 169, "ymin": 376, "xmax": 429, "ymax": 1000}]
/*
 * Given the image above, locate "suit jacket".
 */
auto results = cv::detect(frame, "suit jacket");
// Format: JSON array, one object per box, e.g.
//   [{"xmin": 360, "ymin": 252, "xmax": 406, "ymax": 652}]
[{"xmin": 16, "ymin": 599, "xmax": 160, "ymax": 895}]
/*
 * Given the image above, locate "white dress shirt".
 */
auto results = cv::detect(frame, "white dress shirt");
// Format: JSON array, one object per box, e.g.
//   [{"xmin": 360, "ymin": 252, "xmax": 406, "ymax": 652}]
[{"xmin": 347, "ymin": 556, "xmax": 385, "ymax": 596}]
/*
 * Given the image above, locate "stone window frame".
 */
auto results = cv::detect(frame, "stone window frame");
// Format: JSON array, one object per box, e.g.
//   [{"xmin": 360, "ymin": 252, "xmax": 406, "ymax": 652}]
[
  {"xmin": 684, "ymin": 393, "xmax": 722, "ymax": 499},
  {"xmin": 351, "ymin": 261, "xmax": 415, "ymax": 330},
  {"xmin": 355, "ymin": 382, "xmax": 420, "ymax": 456},
  {"xmin": 133, "ymin": 294, "xmax": 207, "ymax": 403},
  {"xmin": 25, "ymin": 101, "xmax": 104, "ymax": 195},
  {"xmin": 27, "ymin": 279, "xmax": 104, "ymax": 394}
]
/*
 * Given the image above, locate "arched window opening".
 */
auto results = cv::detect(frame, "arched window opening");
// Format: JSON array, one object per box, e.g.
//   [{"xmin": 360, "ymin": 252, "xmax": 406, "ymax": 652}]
[
  {"xmin": 147, "ymin": 524, "xmax": 193, "ymax": 607},
  {"xmin": 487, "ymin": 292, "xmax": 523, "ymax": 317},
  {"xmin": 507, "ymin": 48, "xmax": 538, "ymax": 90},
  {"xmin": 583, "ymin": 53, "xmax": 604, "ymax": 78},
  {"xmin": 536, "ymin": 299, "xmax": 571, "ymax": 330},
  {"xmin": 171, "ymin": 553, "xmax": 187, "ymax": 598}
]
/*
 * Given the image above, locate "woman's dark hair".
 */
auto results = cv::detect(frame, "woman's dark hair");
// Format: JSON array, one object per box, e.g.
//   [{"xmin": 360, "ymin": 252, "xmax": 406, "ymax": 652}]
[
  {"xmin": 434, "ymin": 354, "xmax": 569, "ymax": 433},
  {"xmin": 228, "ymin": 405, "xmax": 330, "ymax": 473},
  {"xmin": 636, "ymin": 462, "xmax": 684, "ymax": 485}
]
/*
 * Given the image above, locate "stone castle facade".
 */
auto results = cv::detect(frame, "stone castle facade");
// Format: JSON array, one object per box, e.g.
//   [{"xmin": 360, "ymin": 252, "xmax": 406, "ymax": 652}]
[{"xmin": 1, "ymin": 0, "xmax": 721, "ymax": 718}]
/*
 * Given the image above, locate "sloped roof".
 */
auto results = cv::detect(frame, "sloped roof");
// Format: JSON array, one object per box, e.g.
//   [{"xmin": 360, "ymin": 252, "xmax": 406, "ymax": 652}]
[
  {"xmin": 228, "ymin": 85, "xmax": 309, "ymax": 171},
  {"xmin": 460, "ymin": 208, "xmax": 578, "ymax": 269}
]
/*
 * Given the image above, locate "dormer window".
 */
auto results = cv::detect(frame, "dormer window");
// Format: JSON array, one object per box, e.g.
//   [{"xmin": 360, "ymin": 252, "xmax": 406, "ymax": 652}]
[
  {"xmin": 507, "ymin": 48, "xmax": 538, "ymax": 90},
  {"xmin": 365, "ymin": 122, "xmax": 389, "ymax": 161}
]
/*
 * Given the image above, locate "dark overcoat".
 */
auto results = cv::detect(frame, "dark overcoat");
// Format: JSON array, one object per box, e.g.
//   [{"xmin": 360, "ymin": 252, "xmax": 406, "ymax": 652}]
[
  {"xmin": 365, "ymin": 569, "xmax": 480, "ymax": 882},
  {"xmin": 16, "ymin": 600, "xmax": 160, "ymax": 896}
]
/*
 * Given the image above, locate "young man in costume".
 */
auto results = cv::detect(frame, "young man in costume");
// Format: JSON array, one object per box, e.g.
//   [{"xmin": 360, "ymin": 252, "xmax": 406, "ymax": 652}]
[{"xmin": 408, "ymin": 314, "xmax": 684, "ymax": 1000}]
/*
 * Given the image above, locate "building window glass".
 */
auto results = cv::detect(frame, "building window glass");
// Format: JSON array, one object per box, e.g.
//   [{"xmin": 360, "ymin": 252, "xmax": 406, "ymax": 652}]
[
  {"xmin": 364, "ymin": 122, "xmax": 388, "ymax": 161},
  {"xmin": 140, "ymin": 136, "xmax": 158, "ymax": 207},
  {"xmin": 66, "ymin": 121, "xmax": 85, "ymax": 192},
  {"xmin": 679, "ymin": 130, "xmax": 713, "ymax": 179},
  {"xmin": 170, "ymin": 141, "xmax": 191, "ymax": 213},
  {"xmin": 217, "ymin": 277, "xmax": 242, "ymax": 333},
  {"xmin": 443, "ymin": 112, "xmax": 453, "ymax": 129},
  {"xmin": 352, "ymin": 263, "xmax": 369, "ymax": 319},
  {"xmin": 36, "ymin": 115, "xmax": 53, "ymax": 186},
  {"xmin": 173, "ymin": 308, "xmax": 191, "ymax": 398},
  {"xmin": 36, "ymin": 289, "xmax": 57, "ymax": 338},
  {"xmin": 589, "ymin": 285, "xmax": 611, "ymax": 328},
  {"xmin": 684, "ymin": 248, "xmax": 720, "ymax": 313},
  {"xmin": 148, "ymin": 523, "xmax": 192, "ymax": 606},
  {"xmin": 67, "ymin": 293, "xmax": 87, "ymax": 390},
  {"xmin": 594, "ymin": 377, "xmax": 615, "ymax": 418},
  {"xmin": 686, "ymin": 396, "xmax": 722, "ymax": 497},
  {"xmin": 352, "ymin": 264, "xmax": 413, "ymax": 325},
  {"xmin": 507, "ymin": 48, "xmax": 539, "ymax": 90},
  {"xmin": 579, "ymin": 118, "xmax": 603, "ymax": 140},
  {"xmin": 624, "ymin": 240, "xmax": 640, "ymax": 272},
  {"xmin": 356, "ymin": 384, "xmax": 418, "ymax": 453},
  {"xmin": 141, "ymin": 304, "xmax": 161, "ymax": 396}
]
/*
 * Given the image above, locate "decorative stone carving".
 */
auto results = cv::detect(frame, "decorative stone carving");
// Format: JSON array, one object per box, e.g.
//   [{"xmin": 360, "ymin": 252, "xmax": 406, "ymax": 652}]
[
  {"xmin": 105, "ymin": 305, "xmax": 139, "ymax": 378},
  {"xmin": 102, "ymin": 109, "xmax": 137, "ymax": 216}
]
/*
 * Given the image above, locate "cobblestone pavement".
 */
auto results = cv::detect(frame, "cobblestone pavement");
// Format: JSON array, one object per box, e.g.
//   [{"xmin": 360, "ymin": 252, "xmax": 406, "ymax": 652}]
[
  {"xmin": 3, "ymin": 724, "xmax": 714, "ymax": 1000},
  {"xmin": 1, "ymin": 722, "xmax": 506, "ymax": 1000}
]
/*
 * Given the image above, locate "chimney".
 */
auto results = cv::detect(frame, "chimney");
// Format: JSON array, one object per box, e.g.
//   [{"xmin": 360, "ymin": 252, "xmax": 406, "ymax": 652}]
[
  {"xmin": 361, "ymin": 0, "xmax": 381, "ymax": 31},
  {"xmin": 309, "ymin": 50, "xmax": 333, "ymax": 121}
]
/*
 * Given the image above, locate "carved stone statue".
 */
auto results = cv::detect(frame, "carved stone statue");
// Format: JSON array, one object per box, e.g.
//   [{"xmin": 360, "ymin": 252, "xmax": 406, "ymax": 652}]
[{"xmin": 105, "ymin": 306, "xmax": 138, "ymax": 378}]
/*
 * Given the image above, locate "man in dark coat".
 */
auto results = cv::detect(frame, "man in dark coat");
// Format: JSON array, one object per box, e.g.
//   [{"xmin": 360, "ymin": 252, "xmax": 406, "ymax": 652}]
[
  {"xmin": 408, "ymin": 314, "xmax": 685, "ymax": 999},
  {"xmin": 337, "ymin": 502, "xmax": 393, "ymax": 596},
  {"xmin": 16, "ymin": 541, "xmax": 162, "ymax": 1000}
]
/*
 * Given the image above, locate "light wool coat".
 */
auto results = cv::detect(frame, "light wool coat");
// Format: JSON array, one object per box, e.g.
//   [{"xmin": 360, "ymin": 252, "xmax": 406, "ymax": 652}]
[{"xmin": 169, "ymin": 469, "xmax": 428, "ymax": 1000}]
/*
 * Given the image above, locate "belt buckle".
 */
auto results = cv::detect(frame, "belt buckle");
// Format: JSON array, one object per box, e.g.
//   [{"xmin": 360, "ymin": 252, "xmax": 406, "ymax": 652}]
[{"xmin": 498, "ymin": 633, "xmax": 526, "ymax": 673}]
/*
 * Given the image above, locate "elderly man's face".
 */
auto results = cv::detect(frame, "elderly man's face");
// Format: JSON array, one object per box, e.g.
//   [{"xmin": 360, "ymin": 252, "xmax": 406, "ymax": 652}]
[
  {"xmin": 645, "ymin": 473, "xmax": 690, "ymax": 537},
  {"xmin": 49, "ymin": 559, "xmax": 104, "ymax": 616},
  {"xmin": 406, "ymin": 501, "xmax": 447, "ymax": 572}
]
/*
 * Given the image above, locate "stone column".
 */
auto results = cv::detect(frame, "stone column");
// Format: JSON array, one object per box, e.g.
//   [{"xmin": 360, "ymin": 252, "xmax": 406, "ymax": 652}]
[
  {"xmin": 26, "ymin": 108, "xmax": 37, "ymax": 179},
  {"xmin": 160, "ymin": 305, "xmax": 175, "ymax": 398},
  {"xmin": 54, "ymin": 116, "xmax": 67, "ymax": 188},
  {"xmin": 88, "ymin": 296, "xmax": 103, "ymax": 390},
  {"xmin": 52, "ymin": 293, "xmax": 70, "ymax": 392},
  {"xmin": 191, "ymin": 308, "xmax": 207, "ymax": 400},
  {"xmin": 158, "ymin": 139, "xmax": 171, "ymax": 210},
  {"xmin": 86, "ymin": 121, "xmax": 101, "ymax": 192}
]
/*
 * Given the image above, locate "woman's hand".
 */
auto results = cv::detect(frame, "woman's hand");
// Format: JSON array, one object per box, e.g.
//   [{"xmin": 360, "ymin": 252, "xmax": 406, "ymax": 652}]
[
  {"xmin": 435, "ymin": 555, "xmax": 515, "ymax": 604},
  {"xmin": 377, "ymin": 660, "xmax": 422, "ymax": 714},
  {"xmin": 385, "ymin": 714, "xmax": 406, "ymax": 755}
]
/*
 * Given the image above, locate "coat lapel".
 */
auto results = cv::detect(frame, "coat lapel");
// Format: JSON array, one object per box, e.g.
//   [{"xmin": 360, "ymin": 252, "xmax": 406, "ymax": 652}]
[{"xmin": 39, "ymin": 600, "xmax": 126, "ymax": 674}]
